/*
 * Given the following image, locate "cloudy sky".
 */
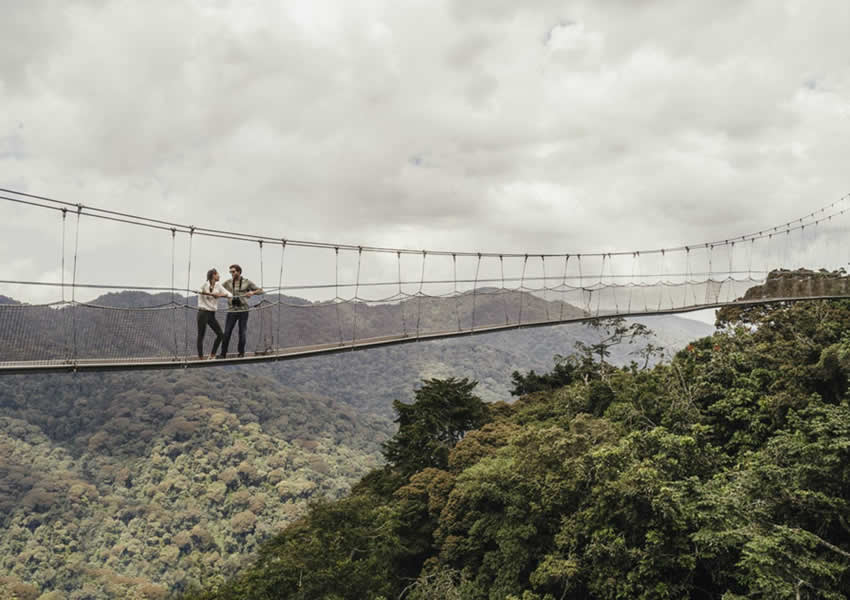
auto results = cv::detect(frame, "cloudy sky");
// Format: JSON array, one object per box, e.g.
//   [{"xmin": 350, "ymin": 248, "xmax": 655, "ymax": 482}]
[{"xmin": 1, "ymin": 0, "xmax": 849, "ymax": 304}]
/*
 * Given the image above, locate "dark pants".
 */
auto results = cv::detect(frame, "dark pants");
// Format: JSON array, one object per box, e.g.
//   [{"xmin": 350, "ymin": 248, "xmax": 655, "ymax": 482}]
[
  {"xmin": 196, "ymin": 310, "xmax": 224, "ymax": 357},
  {"xmin": 220, "ymin": 312, "xmax": 249, "ymax": 357}
]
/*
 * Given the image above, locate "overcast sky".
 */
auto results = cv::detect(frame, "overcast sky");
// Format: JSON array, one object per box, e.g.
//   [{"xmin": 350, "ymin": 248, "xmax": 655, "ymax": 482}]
[{"xmin": 1, "ymin": 0, "xmax": 849, "ymax": 306}]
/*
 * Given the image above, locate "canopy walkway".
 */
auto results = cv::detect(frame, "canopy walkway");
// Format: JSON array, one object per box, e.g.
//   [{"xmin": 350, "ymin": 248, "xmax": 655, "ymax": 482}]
[{"xmin": 2, "ymin": 187, "xmax": 849, "ymax": 374}]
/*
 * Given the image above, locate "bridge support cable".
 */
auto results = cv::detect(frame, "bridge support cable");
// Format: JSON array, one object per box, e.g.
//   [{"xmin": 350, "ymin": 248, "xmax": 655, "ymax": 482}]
[
  {"xmin": 71, "ymin": 205, "xmax": 82, "ymax": 367},
  {"xmin": 595, "ymin": 254, "xmax": 605, "ymax": 317},
  {"xmin": 255, "ymin": 240, "xmax": 273, "ymax": 355},
  {"xmin": 541, "ymin": 256, "xmax": 551, "ymax": 322},
  {"xmin": 452, "ymin": 254, "xmax": 461, "ymax": 332},
  {"xmin": 352, "ymin": 247, "xmax": 362, "ymax": 347},
  {"xmin": 184, "ymin": 227, "xmax": 195, "ymax": 361},
  {"xmin": 560, "ymin": 254, "xmax": 569, "ymax": 322},
  {"xmin": 518, "ymin": 255, "xmax": 528, "ymax": 325},
  {"xmin": 471, "ymin": 254, "xmax": 481, "ymax": 331},
  {"xmin": 337, "ymin": 248, "xmax": 346, "ymax": 345},
  {"xmin": 415, "ymin": 251, "xmax": 426, "ymax": 339},
  {"xmin": 279, "ymin": 240, "xmax": 286, "ymax": 350},
  {"xmin": 726, "ymin": 242, "xmax": 736, "ymax": 304},
  {"xmin": 499, "ymin": 256, "xmax": 510, "ymax": 325},
  {"xmin": 60, "ymin": 208, "xmax": 70, "ymax": 361},
  {"xmin": 170, "ymin": 228, "xmax": 178, "ymax": 360}
]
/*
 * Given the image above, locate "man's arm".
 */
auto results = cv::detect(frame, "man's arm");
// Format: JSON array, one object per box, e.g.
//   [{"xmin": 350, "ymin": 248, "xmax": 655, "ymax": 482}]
[{"xmin": 245, "ymin": 279, "xmax": 264, "ymax": 297}]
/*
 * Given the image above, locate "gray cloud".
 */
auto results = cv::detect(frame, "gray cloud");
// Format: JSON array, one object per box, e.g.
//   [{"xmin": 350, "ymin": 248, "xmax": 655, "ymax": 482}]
[{"xmin": 1, "ymin": 0, "xmax": 849, "ymax": 304}]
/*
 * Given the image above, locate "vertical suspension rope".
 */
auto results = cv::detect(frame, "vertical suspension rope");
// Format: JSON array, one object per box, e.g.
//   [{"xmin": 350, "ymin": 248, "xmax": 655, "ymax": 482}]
[
  {"xmin": 606, "ymin": 254, "xmax": 618, "ymax": 315},
  {"xmin": 415, "ymin": 250, "xmax": 426, "ymax": 339},
  {"xmin": 706, "ymin": 243, "xmax": 715, "ymax": 303},
  {"xmin": 71, "ymin": 205, "xmax": 81, "ymax": 366},
  {"xmin": 60, "ymin": 209, "xmax": 69, "ymax": 361},
  {"xmin": 500, "ymin": 255, "xmax": 509, "ymax": 325},
  {"xmin": 337, "ymin": 248, "xmax": 346, "ymax": 344},
  {"xmin": 258, "ymin": 240, "xmax": 269, "ymax": 353},
  {"xmin": 727, "ymin": 241, "xmax": 735, "ymax": 303},
  {"xmin": 184, "ymin": 226, "xmax": 195, "ymax": 360},
  {"xmin": 352, "ymin": 247, "xmax": 362, "ymax": 347},
  {"xmin": 578, "ymin": 254, "xmax": 589, "ymax": 314},
  {"xmin": 560, "ymin": 254, "xmax": 569, "ymax": 322},
  {"xmin": 278, "ymin": 240, "xmax": 286, "ymax": 351},
  {"xmin": 518, "ymin": 255, "xmax": 528, "ymax": 325},
  {"xmin": 628, "ymin": 252, "xmax": 636, "ymax": 313},
  {"xmin": 170, "ymin": 228, "xmax": 178, "ymax": 359},
  {"xmin": 452, "ymin": 254, "xmax": 461, "ymax": 332},
  {"xmin": 686, "ymin": 247, "xmax": 696, "ymax": 307},
  {"xmin": 596, "ymin": 254, "xmax": 606, "ymax": 317},
  {"xmin": 541, "ymin": 256, "xmax": 551, "ymax": 321},
  {"xmin": 636, "ymin": 252, "xmax": 647, "ymax": 312},
  {"xmin": 397, "ymin": 251, "xmax": 408, "ymax": 337},
  {"xmin": 471, "ymin": 254, "xmax": 481, "ymax": 331}
]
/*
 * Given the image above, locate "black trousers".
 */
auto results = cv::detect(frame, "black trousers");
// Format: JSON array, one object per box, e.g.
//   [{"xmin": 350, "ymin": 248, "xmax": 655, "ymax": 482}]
[
  {"xmin": 220, "ymin": 312, "xmax": 249, "ymax": 357},
  {"xmin": 196, "ymin": 310, "xmax": 224, "ymax": 357}
]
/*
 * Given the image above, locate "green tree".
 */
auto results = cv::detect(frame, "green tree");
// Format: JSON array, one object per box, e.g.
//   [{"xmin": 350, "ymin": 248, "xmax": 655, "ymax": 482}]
[
  {"xmin": 573, "ymin": 317, "xmax": 653, "ymax": 381},
  {"xmin": 382, "ymin": 378, "xmax": 490, "ymax": 478}
]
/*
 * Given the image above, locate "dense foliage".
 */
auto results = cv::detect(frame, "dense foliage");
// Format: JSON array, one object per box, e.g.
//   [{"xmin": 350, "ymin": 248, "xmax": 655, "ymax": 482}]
[
  {"xmin": 0, "ymin": 371, "xmax": 392, "ymax": 600},
  {"xmin": 186, "ymin": 301, "xmax": 850, "ymax": 599},
  {"xmin": 0, "ymin": 313, "xmax": 707, "ymax": 599}
]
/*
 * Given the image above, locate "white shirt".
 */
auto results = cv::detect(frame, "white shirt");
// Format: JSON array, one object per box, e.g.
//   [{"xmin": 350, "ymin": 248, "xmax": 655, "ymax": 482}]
[{"xmin": 198, "ymin": 281, "xmax": 231, "ymax": 311}]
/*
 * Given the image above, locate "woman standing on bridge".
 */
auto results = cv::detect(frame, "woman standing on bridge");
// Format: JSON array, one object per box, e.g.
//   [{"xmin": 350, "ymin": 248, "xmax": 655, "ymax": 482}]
[{"xmin": 197, "ymin": 268, "xmax": 232, "ymax": 359}]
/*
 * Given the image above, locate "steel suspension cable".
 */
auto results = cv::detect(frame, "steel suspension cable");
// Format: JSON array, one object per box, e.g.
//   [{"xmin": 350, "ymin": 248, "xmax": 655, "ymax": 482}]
[
  {"xmin": 71, "ymin": 206, "xmax": 81, "ymax": 366},
  {"xmin": 518, "ymin": 255, "xmax": 528, "ymax": 325},
  {"xmin": 596, "ymin": 254, "xmax": 606, "ymax": 316},
  {"xmin": 396, "ymin": 251, "xmax": 408, "ymax": 337},
  {"xmin": 560, "ymin": 255, "xmax": 569, "ymax": 322},
  {"xmin": 352, "ymin": 247, "xmax": 362, "ymax": 346},
  {"xmin": 500, "ymin": 255, "xmax": 509, "ymax": 325},
  {"xmin": 257, "ymin": 240, "xmax": 270, "ymax": 353},
  {"xmin": 337, "ymin": 248, "xmax": 345, "ymax": 344},
  {"xmin": 170, "ymin": 229, "xmax": 178, "ymax": 359},
  {"xmin": 278, "ymin": 240, "xmax": 286, "ymax": 350},
  {"xmin": 452, "ymin": 254, "xmax": 461, "ymax": 332},
  {"xmin": 3, "ymin": 186, "xmax": 847, "ymax": 260},
  {"xmin": 541, "ymin": 256, "xmax": 551, "ymax": 321},
  {"xmin": 471, "ymin": 254, "xmax": 481, "ymax": 331},
  {"xmin": 577, "ymin": 255, "xmax": 589, "ymax": 314},
  {"xmin": 60, "ymin": 209, "xmax": 69, "ymax": 360},
  {"xmin": 184, "ymin": 227, "xmax": 195, "ymax": 359},
  {"xmin": 416, "ymin": 251, "xmax": 426, "ymax": 339}
]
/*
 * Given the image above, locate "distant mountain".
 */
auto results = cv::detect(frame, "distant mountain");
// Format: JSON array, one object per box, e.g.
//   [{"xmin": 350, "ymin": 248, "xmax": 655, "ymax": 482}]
[{"xmin": 254, "ymin": 313, "xmax": 713, "ymax": 413}]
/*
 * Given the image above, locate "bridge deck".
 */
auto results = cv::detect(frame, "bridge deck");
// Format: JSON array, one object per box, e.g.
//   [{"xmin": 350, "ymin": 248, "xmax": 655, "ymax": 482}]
[{"xmin": 2, "ymin": 295, "xmax": 846, "ymax": 374}]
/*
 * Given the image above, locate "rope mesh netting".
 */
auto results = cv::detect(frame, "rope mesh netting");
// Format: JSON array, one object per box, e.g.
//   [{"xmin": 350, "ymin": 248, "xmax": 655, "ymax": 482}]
[{"xmin": 2, "ymin": 187, "xmax": 850, "ymax": 372}]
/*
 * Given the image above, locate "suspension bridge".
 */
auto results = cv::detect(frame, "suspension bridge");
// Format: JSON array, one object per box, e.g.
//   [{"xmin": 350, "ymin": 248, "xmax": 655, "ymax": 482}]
[{"xmin": 1, "ymin": 187, "xmax": 850, "ymax": 374}]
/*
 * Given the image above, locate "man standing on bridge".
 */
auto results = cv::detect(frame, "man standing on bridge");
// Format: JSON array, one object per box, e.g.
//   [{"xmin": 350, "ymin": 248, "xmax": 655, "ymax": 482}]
[{"xmin": 218, "ymin": 264, "xmax": 263, "ymax": 358}]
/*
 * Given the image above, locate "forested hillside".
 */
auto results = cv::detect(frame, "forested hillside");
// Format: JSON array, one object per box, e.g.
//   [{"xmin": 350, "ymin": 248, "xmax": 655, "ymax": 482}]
[
  {"xmin": 0, "ymin": 371, "xmax": 392, "ymax": 599},
  {"xmin": 0, "ymin": 303, "xmax": 707, "ymax": 598},
  {"xmin": 259, "ymin": 313, "xmax": 712, "ymax": 411},
  {"xmin": 186, "ymin": 300, "xmax": 850, "ymax": 600}
]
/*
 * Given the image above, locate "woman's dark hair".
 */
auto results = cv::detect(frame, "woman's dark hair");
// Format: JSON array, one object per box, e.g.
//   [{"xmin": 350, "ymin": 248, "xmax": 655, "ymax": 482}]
[{"xmin": 206, "ymin": 268, "xmax": 218, "ymax": 285}]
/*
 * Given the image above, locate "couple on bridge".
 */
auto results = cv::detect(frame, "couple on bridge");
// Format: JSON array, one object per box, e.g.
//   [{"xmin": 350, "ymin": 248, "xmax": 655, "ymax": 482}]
[{"xmin": 196, "ymin": 264, "xmax": 264, "ymax": 359}]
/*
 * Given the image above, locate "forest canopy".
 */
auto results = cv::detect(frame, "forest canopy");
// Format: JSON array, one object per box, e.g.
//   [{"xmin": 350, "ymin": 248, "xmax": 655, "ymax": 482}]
[{"xmin": 185, "ymin": 300, "xmax": 850, "ymax": 600}]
